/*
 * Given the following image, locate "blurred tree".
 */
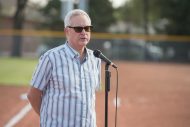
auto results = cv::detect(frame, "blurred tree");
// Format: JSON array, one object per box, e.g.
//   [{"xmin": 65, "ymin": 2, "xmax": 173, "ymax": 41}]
[
  {"xmin": 11, "ymin": 0, "xmax": 28, "ymax": 57},
  {"xmin": 118, "ymin": 0, "xmax": 190, "ymax": 35},
  {"xmin": 117, "ymin": 0, "xmax": 143, "ymax": 28},
  {"xmin": 155, "ymin": 0, "xmax": 190, "ymax": 35},
  {"xmin": 0, "ymin": 1, "xmax": 2, "ymax": 14},
  {"xmin": 89, "ymin": 0, "xmax": 116, "ymax": 32},
  {"xmin": 38, "ymin": 0, "xmax": 116, "ymax": 32},
  {"xmin": 39, "ymin": 0, "xmax": 65, "ymax": 30}
]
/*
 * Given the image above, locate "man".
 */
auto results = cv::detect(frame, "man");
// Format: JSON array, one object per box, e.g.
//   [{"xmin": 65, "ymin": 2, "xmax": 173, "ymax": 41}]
[{"xmin": 27, "ymin": 9, "xmax": 101, "ymax": 127}]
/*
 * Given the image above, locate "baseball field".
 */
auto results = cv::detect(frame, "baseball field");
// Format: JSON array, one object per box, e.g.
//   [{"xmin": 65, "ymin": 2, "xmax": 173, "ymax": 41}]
[{"xmin": 0, "ymin": 61, "xmax": 190, "ymax": 127}]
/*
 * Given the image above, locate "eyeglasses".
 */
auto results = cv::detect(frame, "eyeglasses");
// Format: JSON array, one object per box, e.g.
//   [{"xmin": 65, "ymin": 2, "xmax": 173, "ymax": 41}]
[{"xmin": 68, "ymin": 26, "xmax": 93, "ymax": 33}]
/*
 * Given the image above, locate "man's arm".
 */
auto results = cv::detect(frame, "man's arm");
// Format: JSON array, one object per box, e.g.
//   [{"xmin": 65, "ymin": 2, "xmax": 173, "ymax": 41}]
[{"xmin": 27, "ymin": 87, "xmax": 42, "ymax": 116}]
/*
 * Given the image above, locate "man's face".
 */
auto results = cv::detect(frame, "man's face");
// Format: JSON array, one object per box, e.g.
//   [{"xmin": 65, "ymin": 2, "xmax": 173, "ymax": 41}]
[{"xmin": 65, "ymin": 15, "xmax": 92, "ymax": 50}]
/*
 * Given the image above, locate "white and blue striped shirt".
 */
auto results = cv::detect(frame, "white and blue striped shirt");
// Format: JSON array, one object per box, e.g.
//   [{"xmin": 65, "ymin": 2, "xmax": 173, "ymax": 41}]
[{"xmin": 31, "ymin": 42, "xmax": 101, "ymax": 127}]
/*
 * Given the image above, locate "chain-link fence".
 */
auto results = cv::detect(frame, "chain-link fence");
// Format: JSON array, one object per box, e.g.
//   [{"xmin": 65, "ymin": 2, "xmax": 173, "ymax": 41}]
[{"xmin": 0, "ymin": 29, "xmax": 190, "ymax": 63}]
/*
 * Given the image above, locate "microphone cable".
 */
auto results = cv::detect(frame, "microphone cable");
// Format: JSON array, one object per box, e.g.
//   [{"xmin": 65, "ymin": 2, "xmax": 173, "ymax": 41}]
[{"xmin": 114, "ymin": 67, "xmax": 119, "ymax": 127}]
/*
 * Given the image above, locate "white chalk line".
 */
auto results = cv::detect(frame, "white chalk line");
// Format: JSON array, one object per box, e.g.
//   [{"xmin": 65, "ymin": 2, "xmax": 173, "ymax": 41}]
[
  {"xmin": 4, "ymin": 103, "xmax": 32, "ymax": 127},
  {"xmin": 4, "ymin": 95, "xmax": 120, "ymax": 127},
  {"xmin": 4, "ymin": 93, "xmax": 32, "ymax": 127}
]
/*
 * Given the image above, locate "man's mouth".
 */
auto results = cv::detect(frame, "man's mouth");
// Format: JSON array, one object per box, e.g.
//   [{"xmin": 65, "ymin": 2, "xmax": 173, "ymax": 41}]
[{"xmin": 80, "ymin": 37, "xmax": 87, "ymax": 40}]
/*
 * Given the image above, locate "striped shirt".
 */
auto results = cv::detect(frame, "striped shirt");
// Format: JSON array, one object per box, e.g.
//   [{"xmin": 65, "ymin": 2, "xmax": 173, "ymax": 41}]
[{"xmin": 30, "ymin": 42, "xmax": 101, "ymax": 127}]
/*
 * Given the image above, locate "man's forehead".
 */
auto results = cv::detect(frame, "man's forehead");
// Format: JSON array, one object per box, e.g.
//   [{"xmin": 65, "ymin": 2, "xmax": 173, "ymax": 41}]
[{"xmin": 70, "ymin": 15, "xmax": 91, "ymax": 25}]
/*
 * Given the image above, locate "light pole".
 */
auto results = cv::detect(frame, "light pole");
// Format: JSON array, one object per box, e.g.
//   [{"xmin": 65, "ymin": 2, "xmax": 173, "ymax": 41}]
[{"xmin": 60, "ymin": 0, "xmax": 74, "ymax": 21}]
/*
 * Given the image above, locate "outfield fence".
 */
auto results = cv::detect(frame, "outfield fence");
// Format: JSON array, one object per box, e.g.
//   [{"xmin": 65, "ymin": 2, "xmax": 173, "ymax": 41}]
[{"xmin": 0, "ymin": 29, "xmax": 190, "ymax": 62}]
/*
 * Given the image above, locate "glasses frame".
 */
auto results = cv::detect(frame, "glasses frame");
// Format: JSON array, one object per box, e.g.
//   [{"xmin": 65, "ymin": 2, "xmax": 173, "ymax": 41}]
[{"xmin": 67, "ymin": 26, "xmax": 93, "ymax": 33}]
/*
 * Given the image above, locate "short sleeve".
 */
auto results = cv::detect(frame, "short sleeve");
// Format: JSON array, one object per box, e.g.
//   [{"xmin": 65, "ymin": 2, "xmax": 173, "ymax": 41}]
[{"xmin": 30, "ymin": 53, "xmax": 52, "ymax": 91}]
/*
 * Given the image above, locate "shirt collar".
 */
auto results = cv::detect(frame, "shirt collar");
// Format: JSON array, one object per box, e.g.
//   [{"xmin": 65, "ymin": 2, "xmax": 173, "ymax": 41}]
[{"xmin": 65, "ymin": 42, "xmax": 89, "ymax": 60}]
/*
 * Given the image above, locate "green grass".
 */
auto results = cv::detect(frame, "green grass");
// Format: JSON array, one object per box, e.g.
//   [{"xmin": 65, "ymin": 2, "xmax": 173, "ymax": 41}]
[{"xmin": 0, "ymin": 57, "xmax": 38, "ymax": 86}]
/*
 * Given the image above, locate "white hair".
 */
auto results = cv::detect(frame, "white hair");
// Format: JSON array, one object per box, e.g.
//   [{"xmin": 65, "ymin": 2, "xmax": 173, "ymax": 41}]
[{"xmin": 64, "ymin": 9, "xmax": 91, "ymax": 27}]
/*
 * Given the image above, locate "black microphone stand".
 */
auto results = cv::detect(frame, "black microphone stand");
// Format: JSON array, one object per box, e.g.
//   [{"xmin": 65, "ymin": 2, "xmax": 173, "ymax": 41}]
[{"xmin": 105, "ymin": 63, "xmax": 111, "ymax": 127}]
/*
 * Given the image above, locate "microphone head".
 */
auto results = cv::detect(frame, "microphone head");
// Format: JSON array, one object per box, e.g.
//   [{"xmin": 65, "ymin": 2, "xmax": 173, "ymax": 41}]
[
  {"xmin": 93, "ymin": 49, "xmax": 101, "ymax": 58},
  {"xmin": 93, "ymin": 49, "xmax": 117, "ymax": 68}
]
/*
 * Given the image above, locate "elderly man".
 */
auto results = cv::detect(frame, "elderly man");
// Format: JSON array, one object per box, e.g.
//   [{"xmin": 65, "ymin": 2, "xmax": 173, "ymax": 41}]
[{"xmin": 27, "ymin": 9, "xmax": 101, "ymax": 127}]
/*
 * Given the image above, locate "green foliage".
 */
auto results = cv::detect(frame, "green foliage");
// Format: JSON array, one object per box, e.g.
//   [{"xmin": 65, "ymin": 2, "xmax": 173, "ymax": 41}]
[
  {"xmin": 118, "ymin": 0, "xmax": 190, "ymax": 35},
  {"xmin": 39, "ymin": 0, "xmax": 65, "ymax": 30},
  {"xmin": 0, "ymin": 57, "xmax": 37, "ymax": 86},
  {"xmin": 34, "ymin": 0, "xmax": 190, "ymax": 35},
  {"xmin": 157, "ymin": 0, "xmax": 190, "ymax": 35},
  {"xmin": 89, "ymin": 0, "xmax": 116, "ymax": 32},
  {"xmin": 37, "ymin": 0, "xmax": 116, "ymax": 32},
  {"xmin": 117, "ymin": 0, "xmax": 144, "ymax": 26}
]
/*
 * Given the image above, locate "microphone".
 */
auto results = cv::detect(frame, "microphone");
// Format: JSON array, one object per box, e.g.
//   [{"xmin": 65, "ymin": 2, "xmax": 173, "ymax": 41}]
[{"xmin": 93, "ymin": 49, "xmax": 117, "ymax": 68}]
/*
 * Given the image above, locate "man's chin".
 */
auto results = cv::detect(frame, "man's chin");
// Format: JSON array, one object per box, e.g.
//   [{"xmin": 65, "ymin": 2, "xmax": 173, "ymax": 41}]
[{"xmin": 79, "ymin": 41, "xmax": 89, "ymax": 46}]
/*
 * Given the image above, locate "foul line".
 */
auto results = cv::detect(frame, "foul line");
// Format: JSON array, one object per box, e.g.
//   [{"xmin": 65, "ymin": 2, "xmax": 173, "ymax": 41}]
[{"xmin": 4, "ymin": 103, "xmax": 31, "ymax": 127}]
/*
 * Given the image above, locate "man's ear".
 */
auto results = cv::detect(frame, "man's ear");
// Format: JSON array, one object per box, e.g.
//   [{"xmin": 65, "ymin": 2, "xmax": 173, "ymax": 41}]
[
  {"xmin": 64, "ymin": 27, "xmax": 69, "ymax": 36},
  {"xmin": 64, "ymin": 27, "xmax": 67, "ymax": 33}
]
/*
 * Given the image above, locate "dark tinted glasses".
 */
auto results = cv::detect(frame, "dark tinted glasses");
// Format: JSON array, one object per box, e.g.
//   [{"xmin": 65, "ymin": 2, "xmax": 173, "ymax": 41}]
[{"xmin": 68, "ymin": 26, "xmax": 93, "ymax": 33}]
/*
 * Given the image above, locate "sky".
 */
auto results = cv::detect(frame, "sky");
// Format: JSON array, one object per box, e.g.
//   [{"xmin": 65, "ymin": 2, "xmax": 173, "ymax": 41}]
[
  {"xmin": 109, "ymin": 0, "xmax": 128, "ymax": 8},
  {"xmin": 29, "ymin": 0, "xmax": 128, "ymax": 8},
  {"xmin": 29, "ymin": 0, "xmax": 48, "ymax": 6}
]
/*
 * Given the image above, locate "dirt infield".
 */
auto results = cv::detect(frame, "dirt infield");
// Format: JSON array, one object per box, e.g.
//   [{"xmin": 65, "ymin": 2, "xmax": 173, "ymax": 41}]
[{"xmin": 1, "ymin": 61, "xmax": 190, "ymax": 127}]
